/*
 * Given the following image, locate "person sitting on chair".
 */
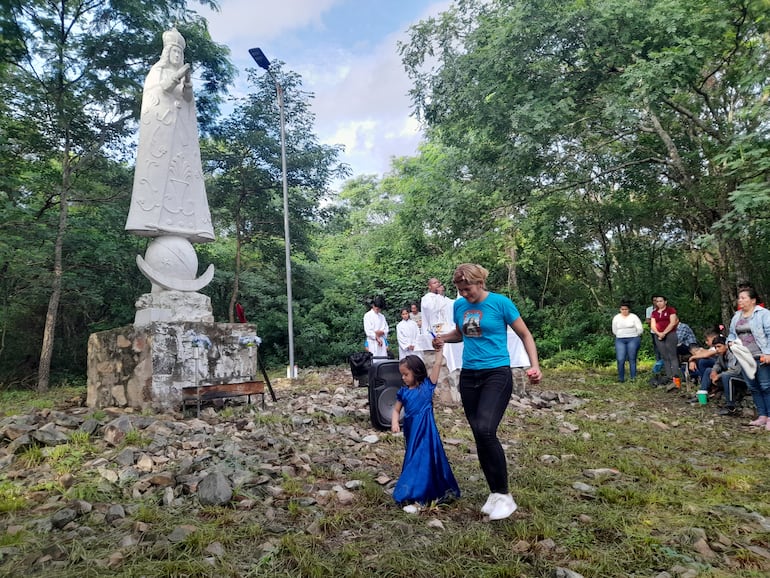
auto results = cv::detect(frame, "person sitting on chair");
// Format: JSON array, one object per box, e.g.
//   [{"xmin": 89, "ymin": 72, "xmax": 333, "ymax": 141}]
[
  {"xmin": 676, "ymin": 322, "xmax": 699, "ymax": 357},
  {"xmin": 687, "ymin": 327, "xmax": 721, "ymax": 389},
  {"xmin": 708, "ymin": 336, "xmax": 745, "ymax": 416}
]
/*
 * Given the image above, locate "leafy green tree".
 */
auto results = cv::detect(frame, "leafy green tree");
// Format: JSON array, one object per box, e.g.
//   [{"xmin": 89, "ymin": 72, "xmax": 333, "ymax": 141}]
[
  {"xmin": 2, "ymin": 0, "xmax": 233, "ymax": 390},
  {"xmin": 400, "ymin": 0, "xmax": 770, "ymax": 325}
]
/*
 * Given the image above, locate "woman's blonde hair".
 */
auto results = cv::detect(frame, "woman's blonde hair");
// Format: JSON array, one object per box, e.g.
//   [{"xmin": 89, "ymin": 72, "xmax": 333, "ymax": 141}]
[{"xmin": 452, "ymin": 263, "xmax": 488, "ymax": 288}]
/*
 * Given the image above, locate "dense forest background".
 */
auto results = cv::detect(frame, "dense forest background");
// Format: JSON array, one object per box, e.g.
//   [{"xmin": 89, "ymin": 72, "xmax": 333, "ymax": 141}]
[{"xmin": 2, "ymin": 0, "xmax": 770, "ymax": 388}]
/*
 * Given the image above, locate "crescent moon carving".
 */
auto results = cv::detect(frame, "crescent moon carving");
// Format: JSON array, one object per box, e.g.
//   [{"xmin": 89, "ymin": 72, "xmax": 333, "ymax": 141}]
[{"xmin": 136, "ymin": 255, "xmax": 215, "ymax": 292}]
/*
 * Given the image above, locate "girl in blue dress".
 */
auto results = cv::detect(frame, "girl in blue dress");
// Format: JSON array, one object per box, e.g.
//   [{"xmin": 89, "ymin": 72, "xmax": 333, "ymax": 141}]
[{"xmin": 390, "ymin": 346, "xmax": 461, "ymax": 512}]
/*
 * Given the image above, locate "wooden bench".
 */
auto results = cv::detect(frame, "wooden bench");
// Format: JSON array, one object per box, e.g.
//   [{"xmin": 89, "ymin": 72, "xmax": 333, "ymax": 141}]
[{"xmin": 183, "ymin": 380, "xmax": 266, "ymax": 411}]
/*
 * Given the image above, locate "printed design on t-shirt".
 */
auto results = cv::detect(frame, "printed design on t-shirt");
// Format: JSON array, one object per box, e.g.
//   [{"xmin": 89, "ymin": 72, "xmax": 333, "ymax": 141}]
[
  {"xmin": 462, "ymin": 310, "xmax": 482, "ymax": 337},
  {"xmin": 736, "ymin": 319, "xmax": 757, "ymax": 346}
]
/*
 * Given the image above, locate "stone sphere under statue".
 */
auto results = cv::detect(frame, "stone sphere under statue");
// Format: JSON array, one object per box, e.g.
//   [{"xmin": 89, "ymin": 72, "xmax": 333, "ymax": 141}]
[
  {"xmin": 137, "ymin": 236, "xmax": 214, "ymax": 292},
  {"xmin": 146, "ymin": 236, "xmax": 198, "ymax": 279}
]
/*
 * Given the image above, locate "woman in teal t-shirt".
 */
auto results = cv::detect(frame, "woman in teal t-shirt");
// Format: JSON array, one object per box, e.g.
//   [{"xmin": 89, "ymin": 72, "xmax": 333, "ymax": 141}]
[{"xmin": 435, "ymin": 263, "xmax": 542, "ymax": 521}]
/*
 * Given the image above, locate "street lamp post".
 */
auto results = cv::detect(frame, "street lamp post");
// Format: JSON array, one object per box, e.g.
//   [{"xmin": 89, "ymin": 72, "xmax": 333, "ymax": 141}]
[{"xmin": 249, "ymin": 47, "xmax": 295, "ymax": 379}]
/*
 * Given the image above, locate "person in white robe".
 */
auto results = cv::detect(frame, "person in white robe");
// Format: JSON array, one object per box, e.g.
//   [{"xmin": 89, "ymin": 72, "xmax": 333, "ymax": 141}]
[
  {"xmin": 364, "ymin": 296, "xmax": 389, "ymax": 357},
  {"xmin": 397, "ymin": 308, "xmax": 423, "ymax": 360}
]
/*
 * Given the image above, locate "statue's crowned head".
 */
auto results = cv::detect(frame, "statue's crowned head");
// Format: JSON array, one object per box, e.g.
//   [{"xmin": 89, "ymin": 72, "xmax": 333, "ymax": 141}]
[{"xmin": 162, "ymin": 27, "xmax": 186, "ymax": 51}]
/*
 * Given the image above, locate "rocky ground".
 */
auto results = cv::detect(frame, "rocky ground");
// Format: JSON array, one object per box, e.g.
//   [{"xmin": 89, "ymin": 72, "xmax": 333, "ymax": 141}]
[
  {"xmin": 0, "ymin": 366, "xmax": 588, "ymax": 574},
  {"xmin": 1, "ymin": 367, "xmax": 769, "ymax": 577}
]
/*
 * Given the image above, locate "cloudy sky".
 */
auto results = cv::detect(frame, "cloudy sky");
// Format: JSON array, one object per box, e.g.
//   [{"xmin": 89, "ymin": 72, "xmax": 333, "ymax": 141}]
[{"xmin": 198, "ymin": 0, "xmax": 450, "ymax": 184}]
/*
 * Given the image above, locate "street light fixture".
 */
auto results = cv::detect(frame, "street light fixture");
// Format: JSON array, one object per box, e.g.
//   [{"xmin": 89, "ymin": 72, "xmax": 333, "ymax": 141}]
[{"xmin": 249, "ymin": 47, "xmax": 295, "ymax": 379}]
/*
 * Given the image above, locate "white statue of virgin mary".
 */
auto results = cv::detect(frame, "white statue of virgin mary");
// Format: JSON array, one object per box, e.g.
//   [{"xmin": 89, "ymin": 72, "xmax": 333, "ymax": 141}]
[
  {"xmin": 126, "ymin": 27, "xmax": 214, "ymax": 243},
  {"xmin": 127, "ymin": 28, "xmax": 214, "ymax": 297}
]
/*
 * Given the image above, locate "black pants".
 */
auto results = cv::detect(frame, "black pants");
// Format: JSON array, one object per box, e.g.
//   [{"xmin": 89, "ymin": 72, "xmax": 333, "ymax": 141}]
[
  {"xmin": 459, "ymin": 366, "xmax": 512, "ymax": 494},
  {"xmin": 658, "ymin": 332, "xmax": 680, "ymax": 380}
]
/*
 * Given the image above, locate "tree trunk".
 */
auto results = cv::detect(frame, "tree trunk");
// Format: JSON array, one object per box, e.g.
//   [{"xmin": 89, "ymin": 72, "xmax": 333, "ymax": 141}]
[
  {"xmin": 38, "ymin": 20, "xmax": 72, "ymax": 392},
  {"xmin": 539, "ymin": 254, "xmax": 550, "ymax": 310},
  {"xmin": 704, "ymin": 237, "xmax": 752, "ymax": 329},
  {"xmin": 506, "ymin": 242, "xmax": 518, "ymax": 294},
  {"xmin": 228, "ymin": 209, "xmax": 243, "ymax": 323},
  {"xmin": 38, "ymin": 177, "xmax": 68, "ymax": 393}
]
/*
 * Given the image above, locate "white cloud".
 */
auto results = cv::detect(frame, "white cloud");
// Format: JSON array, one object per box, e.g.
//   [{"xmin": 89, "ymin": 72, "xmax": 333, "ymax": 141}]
[
  {"xmin": 329, "ymin": 120, "xmax": 378, "ymax": 153},
  {"xmin": 200, "ymin": 0, "xmax": 450, "ymax": 183},
  {"xmin": 201, "ymin": 0, "xmax": 342, "ymax": 45},
  {"xmin": 308, "ymin": 25, "xmax": 429, "ymax": 177}
]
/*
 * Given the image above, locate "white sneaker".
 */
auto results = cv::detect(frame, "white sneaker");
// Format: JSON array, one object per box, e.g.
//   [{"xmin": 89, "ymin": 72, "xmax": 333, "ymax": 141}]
[
  {"xmin": 403, "ymin": 504, "xmax": 420, "ymax": 514},
  {"xmin": 489, "ymin": 493, "xmax": 517, "ymax": 521},
  {"xmin": 480, "ymin": 493, "xmax": 500, "ymax": 515}
]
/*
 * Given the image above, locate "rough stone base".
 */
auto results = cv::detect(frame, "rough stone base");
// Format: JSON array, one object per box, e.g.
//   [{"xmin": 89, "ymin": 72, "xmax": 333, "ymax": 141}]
[
  {"xmin": 511, "ymin": 367, "xmax": 529, "ymax": 397},
  {"xmin": 134, "ymin": 290, "xmax": 214, "ymax": 326},
  {"xmin": 87, "ymin": 322, "xmax": 260, "ymax": 411}
]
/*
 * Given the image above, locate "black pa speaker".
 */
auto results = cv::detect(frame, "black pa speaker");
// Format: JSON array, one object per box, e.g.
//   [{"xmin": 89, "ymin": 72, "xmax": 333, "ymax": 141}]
[{"xmin": 368, "ymin": 359, "xmax": 403, "ymax": 431}]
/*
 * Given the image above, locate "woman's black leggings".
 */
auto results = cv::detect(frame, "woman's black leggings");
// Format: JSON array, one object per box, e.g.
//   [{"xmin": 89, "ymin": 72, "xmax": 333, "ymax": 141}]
[{"xmin": 459, "ymin": 366, "xmax": 513, "ymax": 494}]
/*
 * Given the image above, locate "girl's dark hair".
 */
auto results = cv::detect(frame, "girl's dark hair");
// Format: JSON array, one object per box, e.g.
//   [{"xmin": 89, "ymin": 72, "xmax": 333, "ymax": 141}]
[
  {"xmin": 620, "ymin": 299, "xmax": 632, "ymax": 308},
  {"xmin": 399, "ymin": 355, "xmax": 428, "ymax": 384}
]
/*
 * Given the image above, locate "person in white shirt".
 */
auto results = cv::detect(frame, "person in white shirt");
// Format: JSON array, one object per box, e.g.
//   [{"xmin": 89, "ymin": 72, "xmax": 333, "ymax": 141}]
[
  {"xmin": 409, "ymin": 302, "xmax": 423, "ymax": 333},
  {"xmin": 363, "ymin": 296, "xmax": 389, "ymax": 357},
  {"xmin": 420, "ymin": 277, "xmax": 453, "ymax": 389},
  {"xmin": 396, "ymin": 308, "xmax": 423, "ymax": 360},
  {"xmin": 611, "ymin": 300, "xmax": 644, "ymax": 382},
  {"xmin": 421, "ymin": 278, "xmax": 441, "ymax": 335},
  {"xmin": 421, "ymin": 277, "xmax": 453, "ymax": 335}
]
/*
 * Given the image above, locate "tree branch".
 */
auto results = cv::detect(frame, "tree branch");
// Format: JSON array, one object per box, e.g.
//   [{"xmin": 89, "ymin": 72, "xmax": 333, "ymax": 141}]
[
  {"xmin": 661, "ymin": 97, "xmax": 723, "ymax": 142},
  {"xmin": 647, "ymin": 108, "xmax": 693, "ymax": 190}
]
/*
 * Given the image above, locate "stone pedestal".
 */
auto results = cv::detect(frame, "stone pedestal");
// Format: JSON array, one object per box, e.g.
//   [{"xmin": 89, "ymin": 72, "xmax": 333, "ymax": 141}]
[
  {"xmin": 133, "ymin": 290, "xmax": 214, "ymax": 326},
  {"xmin": 87, "ymin": 322, "xmax": 260, "ymax": 411}
]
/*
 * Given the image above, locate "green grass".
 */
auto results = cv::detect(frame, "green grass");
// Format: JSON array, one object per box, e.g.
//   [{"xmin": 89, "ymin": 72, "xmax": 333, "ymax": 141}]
[
  {"xmin": 0, "ymin": 480, "xmax": 28, "ymax": 513},
  {"xmin": 0, "ymin": 367, "xmax": 769, "ymax": 577},
  {"xmin": 0, "ymin": 383, "xmax": 84, "ymax": 416},
  {"xmin": 121, "ymin": 429, "xmax": 151, "ymax": 447}
]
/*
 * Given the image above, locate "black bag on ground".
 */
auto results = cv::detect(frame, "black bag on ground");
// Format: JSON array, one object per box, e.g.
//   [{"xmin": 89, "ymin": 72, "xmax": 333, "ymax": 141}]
[{"xmin": 349, "ymin": 352, "xmax": 373, "ymax": 386}]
